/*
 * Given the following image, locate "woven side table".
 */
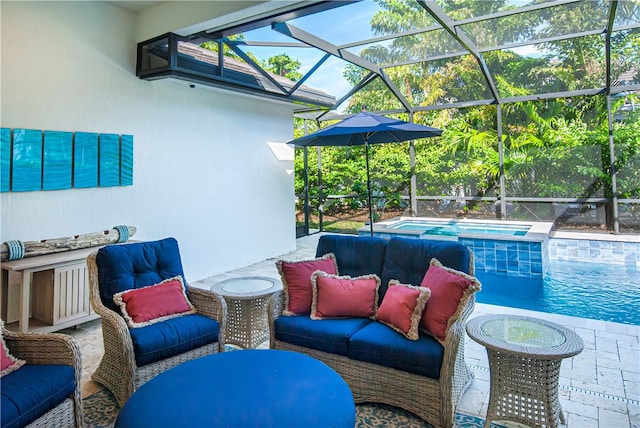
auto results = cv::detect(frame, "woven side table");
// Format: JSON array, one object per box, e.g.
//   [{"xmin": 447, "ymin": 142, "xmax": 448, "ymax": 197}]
[
  {"xmin": 466, "ymin": 314, "xmax": 584, "ymax": 428},
  {"xmin": 210, "ymin": 276, "xmax": 281, "ymax": 349}
]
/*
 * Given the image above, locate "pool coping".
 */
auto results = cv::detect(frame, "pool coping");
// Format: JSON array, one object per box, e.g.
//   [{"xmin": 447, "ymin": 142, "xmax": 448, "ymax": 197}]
[{"xmin": 551, "ymin": 230, "xmax": 640, "ymax": 242}]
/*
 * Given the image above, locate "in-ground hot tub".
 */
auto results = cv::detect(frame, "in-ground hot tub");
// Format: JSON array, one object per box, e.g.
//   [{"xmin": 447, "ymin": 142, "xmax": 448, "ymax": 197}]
[{"xmin": 359, "ymin": 217, "xmax": 554, "ymax": 278}]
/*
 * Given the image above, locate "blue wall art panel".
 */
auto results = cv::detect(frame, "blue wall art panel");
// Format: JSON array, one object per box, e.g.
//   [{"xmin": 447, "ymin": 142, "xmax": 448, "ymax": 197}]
[
  {"xmin": 1, "ymin": 128, "xmax": 10, "ymax": 192},
  {"xmin": 12, "ymin": 129, "xmax": 42, "ymax": 192},
  {"xmin": 2, "ymin": 129, "xmax": 133, "ymax": 192},
  {"xmin": 120, "ymin": 134, "xmax": 133, "ymax": 186},
  {"xmin": 43, "ymin": 130, "xmax": 73, "ymax": 190},
  {"xmin": 74, "ymin": 132, "xmax": 98, "ymax": 188},
  {"xmin": 99, "ymin": 133, "xmax": 120, "ymax": 187}
]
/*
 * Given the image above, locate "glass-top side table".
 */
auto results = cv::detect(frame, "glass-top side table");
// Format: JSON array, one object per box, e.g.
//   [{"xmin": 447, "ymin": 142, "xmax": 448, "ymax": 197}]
[
  {"xmin": 466, "ymin": 314, "xmax": 584, "ymax": 428},
  {"xmin": 211, "ymin": 276, "xmax": 281, "ymax": 349}
]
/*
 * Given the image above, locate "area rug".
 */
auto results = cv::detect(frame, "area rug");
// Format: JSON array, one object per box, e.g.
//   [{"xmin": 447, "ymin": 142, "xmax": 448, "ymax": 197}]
[{"xmin": 83, "ymin": 388, "xmax": 503, "ymax": 428}]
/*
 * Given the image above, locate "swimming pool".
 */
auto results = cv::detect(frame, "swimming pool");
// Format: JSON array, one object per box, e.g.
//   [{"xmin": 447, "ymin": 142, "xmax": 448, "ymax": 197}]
[
  {"xmin": 366, "ymin": 217, "xmax": 552, "ymax": 241},
  {"xmin": 388, "ymin": 220, "xmax": 530, "ymax": 237},
  {"xmin": 476, "ymin": 260, "xmax": 640, "ymax": 326},
  {"xmin": 361, "ymin": 217, "xmax": 639, "ymax": 323},
  {"xmin": 362, "ymin": 217, "xmax": 554, "ymax": 279}
]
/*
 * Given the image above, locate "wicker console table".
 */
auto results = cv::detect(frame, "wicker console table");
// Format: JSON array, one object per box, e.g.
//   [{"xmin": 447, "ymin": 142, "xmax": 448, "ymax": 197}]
[
  {"xmin": 210, "ymin": 276, "xmax": 280, "ymax": 349},
  {"xmin": 1, "ymin": 247, "xmax": 103, "ymax": 333},
  {"xmin": 466, "ymin": 314, "xmax": 584, "ymax": 428}
]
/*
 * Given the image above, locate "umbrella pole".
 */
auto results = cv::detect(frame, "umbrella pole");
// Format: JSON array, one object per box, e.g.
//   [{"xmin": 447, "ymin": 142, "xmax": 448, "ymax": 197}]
[{"xmin": 365, "ymin": 140, "xmax": 374, "ymax": 237}]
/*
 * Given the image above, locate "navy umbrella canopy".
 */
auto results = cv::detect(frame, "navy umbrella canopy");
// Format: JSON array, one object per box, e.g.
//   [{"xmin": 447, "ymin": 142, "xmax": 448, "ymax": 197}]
[{"xmin": 288, "ymin": 112, "xmax": 442, "ymax": 236}]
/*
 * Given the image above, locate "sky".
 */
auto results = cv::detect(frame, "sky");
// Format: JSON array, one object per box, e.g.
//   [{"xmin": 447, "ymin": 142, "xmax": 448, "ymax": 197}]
[
  {"xmin": 238, "ymin": 1, "xmax": 380, "ymax": 103},
  {"xmin": 234, "ymin": 1, "xmax": 564, "ymax": 109}
]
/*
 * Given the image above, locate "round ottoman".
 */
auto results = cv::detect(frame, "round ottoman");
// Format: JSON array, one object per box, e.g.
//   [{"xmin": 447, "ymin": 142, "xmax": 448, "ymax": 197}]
[{"xmin": 115, "ymin": 350, "xmax": 355, "ymax": 427}]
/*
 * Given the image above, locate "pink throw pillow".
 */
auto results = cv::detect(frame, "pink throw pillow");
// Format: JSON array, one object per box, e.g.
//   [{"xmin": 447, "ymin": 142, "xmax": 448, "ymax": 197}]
[
  {"xmin": 376, "ymin": 282, "xmax": 430, "ymax": 340},
  {"xmin": 276, "ymin": 254, "xmax": 338, "ymax": 316},
  {"xmin": 113, "ymin": 276, "xmax": 196, "ymax": 328},
  {"xmin": 310, "ymin": 271, "xmax": 380, "ymax": 320},
  {"xmin": 420, "ymin": 259, "xmax": 482, "ymax": 344},
  {"xmin": 1, "ymin": 321, "xmax": 26, "ymax": 377}
]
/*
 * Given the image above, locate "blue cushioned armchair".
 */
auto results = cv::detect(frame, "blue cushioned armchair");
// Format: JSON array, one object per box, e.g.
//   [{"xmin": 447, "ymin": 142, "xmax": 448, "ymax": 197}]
[
  {"xmin": 87, "ymin": 238, "xmax": 227, "ymax": 406},
  {"xmin": 1, "ymin": 324, "xmax": 84, "ymax": 428}
]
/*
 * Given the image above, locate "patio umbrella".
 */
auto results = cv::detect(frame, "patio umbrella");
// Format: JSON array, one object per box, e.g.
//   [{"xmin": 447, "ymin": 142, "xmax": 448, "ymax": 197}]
[{"xmin": 288, "ymin": 111, "xmax": 442, "ymax": 236}]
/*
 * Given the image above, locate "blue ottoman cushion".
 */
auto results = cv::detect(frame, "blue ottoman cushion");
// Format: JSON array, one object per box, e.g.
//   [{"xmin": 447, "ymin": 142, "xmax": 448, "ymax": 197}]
[
  {"xmin": 129, "ymin": 314, "xmax": 219, "ymax": 366},
  {"xmin": 116, "ymin": 350, "xmax": 355, "ymax": 428},
  {"xmin": 380, "ymin": 237, "xmax": 471, "ymax": 298},
  {"xmin": 316, "ymin": 235, "xmax": 387, "ymax": 279},
  {"xmin": 348, "ymin": 321, "xmax": 444, "ymax": 379},
  {"xmin": 274, "ymin": 315, "xmax": 372, "ymax": 356},
  {"xmin": 0, "ymin": 365, "xmax": 76, "ymax": 428},
  {"xmin": 96, "ymin": 237, "xmax": 186, "ymax": 312}
]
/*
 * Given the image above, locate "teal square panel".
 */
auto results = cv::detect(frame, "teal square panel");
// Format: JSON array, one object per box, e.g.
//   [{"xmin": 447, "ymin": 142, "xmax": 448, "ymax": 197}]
[
  {"xmin": 74, "ymin": 132, "xmax": 98, "ymax": 188},
  {"xmin": 1, "ymin": 128, "xmax": 10, "ymax": 192},
  {"xmin": 120, "ymin": 134, "xmax": 133, "ymax": 186},
  {"xmin": 99, "ymin": 134, "xmax": 120, "ymax": 187},
  {"xmin": 12, "ymin": 129, "xmax": 42, "ymax": 192},
  {"xmin": 43, "ymin": 130, "xmax": 72, "ymax": 190}
]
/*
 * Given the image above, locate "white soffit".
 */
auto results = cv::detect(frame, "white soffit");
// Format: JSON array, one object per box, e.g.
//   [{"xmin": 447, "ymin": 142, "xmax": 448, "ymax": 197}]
[
  {"xmin": 177, "ymin": 0, "xmax": 318, "ymax": 36},
  {"xmin": 135, "ymin": 1, "xmax": 258, "ymax": 41},
  {"xmin": 267, "ymin": 142, "xmax": 295, "ymax": 161},
  {"xmin": 105, "ymin": 1, "xmax": 164, "ymax": 13}
]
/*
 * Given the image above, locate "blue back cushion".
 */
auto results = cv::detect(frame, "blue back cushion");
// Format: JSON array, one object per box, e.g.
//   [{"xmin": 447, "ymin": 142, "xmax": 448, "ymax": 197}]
[
  {"xmin": 315, "ymin": 234, "xmax": 387, "ymax": 278},
  {"xmin": 1, "ymin": 365, "xmax": 76, "ymax": 428},
  {"xmin": 380, "ymin": 237, "xmax": 470, "ymax": 297},
  {"xmin": 96, "ymin": 237, "xmax": 186, "ymax": 312}
]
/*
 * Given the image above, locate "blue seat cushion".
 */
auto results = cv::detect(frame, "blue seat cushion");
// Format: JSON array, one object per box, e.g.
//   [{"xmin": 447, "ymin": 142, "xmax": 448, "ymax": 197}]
[
  {"xmin": 348, "ymin": 321, "xmax": 444, "ymax": 379},
  {"xmin": 315, "ymin": 235, "xmax": 387, "ymax": 279},
  {"xmin": 380, "ymin": 237, "xmax": 470, "ymax": 298},
  {"xmin": 274, "ymin": 315, "xmax": 372, "ymax": 356},
  {"xmin": 96, "ymin": 237, "xmax": 186, "ymax": 312},
  {"xmin": 129, "ymin": 314, "xmax": 219, "ymax": 366},
  {"xmin": 1, "ymin": 364, "xmax": 76, "ymax": 428}
]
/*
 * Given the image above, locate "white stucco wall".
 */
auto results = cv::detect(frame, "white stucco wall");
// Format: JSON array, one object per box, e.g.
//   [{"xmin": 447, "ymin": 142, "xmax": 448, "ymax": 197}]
[{"xmin": 0, "ymin": 1, "xmax": 297, "ymax": 281}]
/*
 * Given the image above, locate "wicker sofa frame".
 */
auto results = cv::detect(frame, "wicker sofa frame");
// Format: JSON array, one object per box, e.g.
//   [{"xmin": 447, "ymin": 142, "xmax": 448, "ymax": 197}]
[
  {"xmin": 268, "ymin": 248, "xmax": 475, "ymax": 428},
  {"xmin": 1, "ymin": 325, "xmax": 84, "ymax": 428},
  {"xmin": 87, "ymin": 251, "xmax": 228, "ymax": 407}
]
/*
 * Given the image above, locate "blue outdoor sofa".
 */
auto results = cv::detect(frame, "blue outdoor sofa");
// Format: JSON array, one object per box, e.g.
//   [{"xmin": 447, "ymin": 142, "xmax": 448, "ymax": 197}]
[{"xmin": 269, "ymin": 234, "xmax": 478, "ymax": 428}]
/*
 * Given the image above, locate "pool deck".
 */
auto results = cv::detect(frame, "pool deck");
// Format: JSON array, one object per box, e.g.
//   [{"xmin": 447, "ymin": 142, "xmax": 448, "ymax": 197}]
[{"xmin": 70, "ymin": 232, "xmax": 639, "ymax": 427}]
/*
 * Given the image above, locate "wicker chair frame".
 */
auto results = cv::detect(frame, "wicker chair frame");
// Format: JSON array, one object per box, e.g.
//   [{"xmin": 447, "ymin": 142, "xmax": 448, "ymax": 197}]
[
  {"xmin": 268, "ymin": 250, "xmax": 476, "ymax": 428},
  {"xmin": 87, "ymin": 251, "xmax": 227, "ymax": 407},
  {"xmin": 2, "ymin": 325, "xmax": 84, "ymax": 428}
]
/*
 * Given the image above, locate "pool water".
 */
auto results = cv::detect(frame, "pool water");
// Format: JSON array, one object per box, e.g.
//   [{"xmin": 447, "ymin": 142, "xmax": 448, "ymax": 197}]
[
  {"xmin": 476, "ymin": 260, "xmax": 640, "ymax": 326},
  {"xmin": 390, "ymin": 220, "xmax": 530, "ymax": 237}
]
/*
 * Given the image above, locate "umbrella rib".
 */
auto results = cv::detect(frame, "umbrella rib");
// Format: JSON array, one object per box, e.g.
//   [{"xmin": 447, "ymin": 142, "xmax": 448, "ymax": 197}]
[
  {"xmin": 387, "ymin": 130, "xmax": 401, "ymax": 141},
  {"xmin": 362, "ymin": 131, "xmax": 375, "ymax": 143}
]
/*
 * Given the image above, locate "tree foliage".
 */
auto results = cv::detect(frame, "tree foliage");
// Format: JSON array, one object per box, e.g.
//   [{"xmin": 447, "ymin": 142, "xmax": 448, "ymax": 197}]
[
  {"xmin": 292, "ymin": 1, "xmax": 639, "ymax": 228},
  {"xmin": 201, "ymin": 39, "xmax": 302, "ymax": 81}
]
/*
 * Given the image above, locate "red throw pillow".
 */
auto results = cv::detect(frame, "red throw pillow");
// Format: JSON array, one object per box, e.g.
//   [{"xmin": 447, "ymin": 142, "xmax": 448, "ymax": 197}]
[
  {"xmin": 1, "ymin": 321, "xmax": 26, "ymax": 377},
  {"xmin": 113, "ymin": 276, "xmax": 196, "ymax": 328},
  {"xmin": 276, "ymin": 254, "xmax": 338, "ymax": 316},
  {"xmin": 419, "ymin": 259, "xmax": 482, "ymax": 344},
  {"xmin": 310, "ymin": 271, "xmax": 380, "ymax": 320},
  {"xmin": 376, "ymin": 282, "xmax": 430, "ymax": 340}
]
